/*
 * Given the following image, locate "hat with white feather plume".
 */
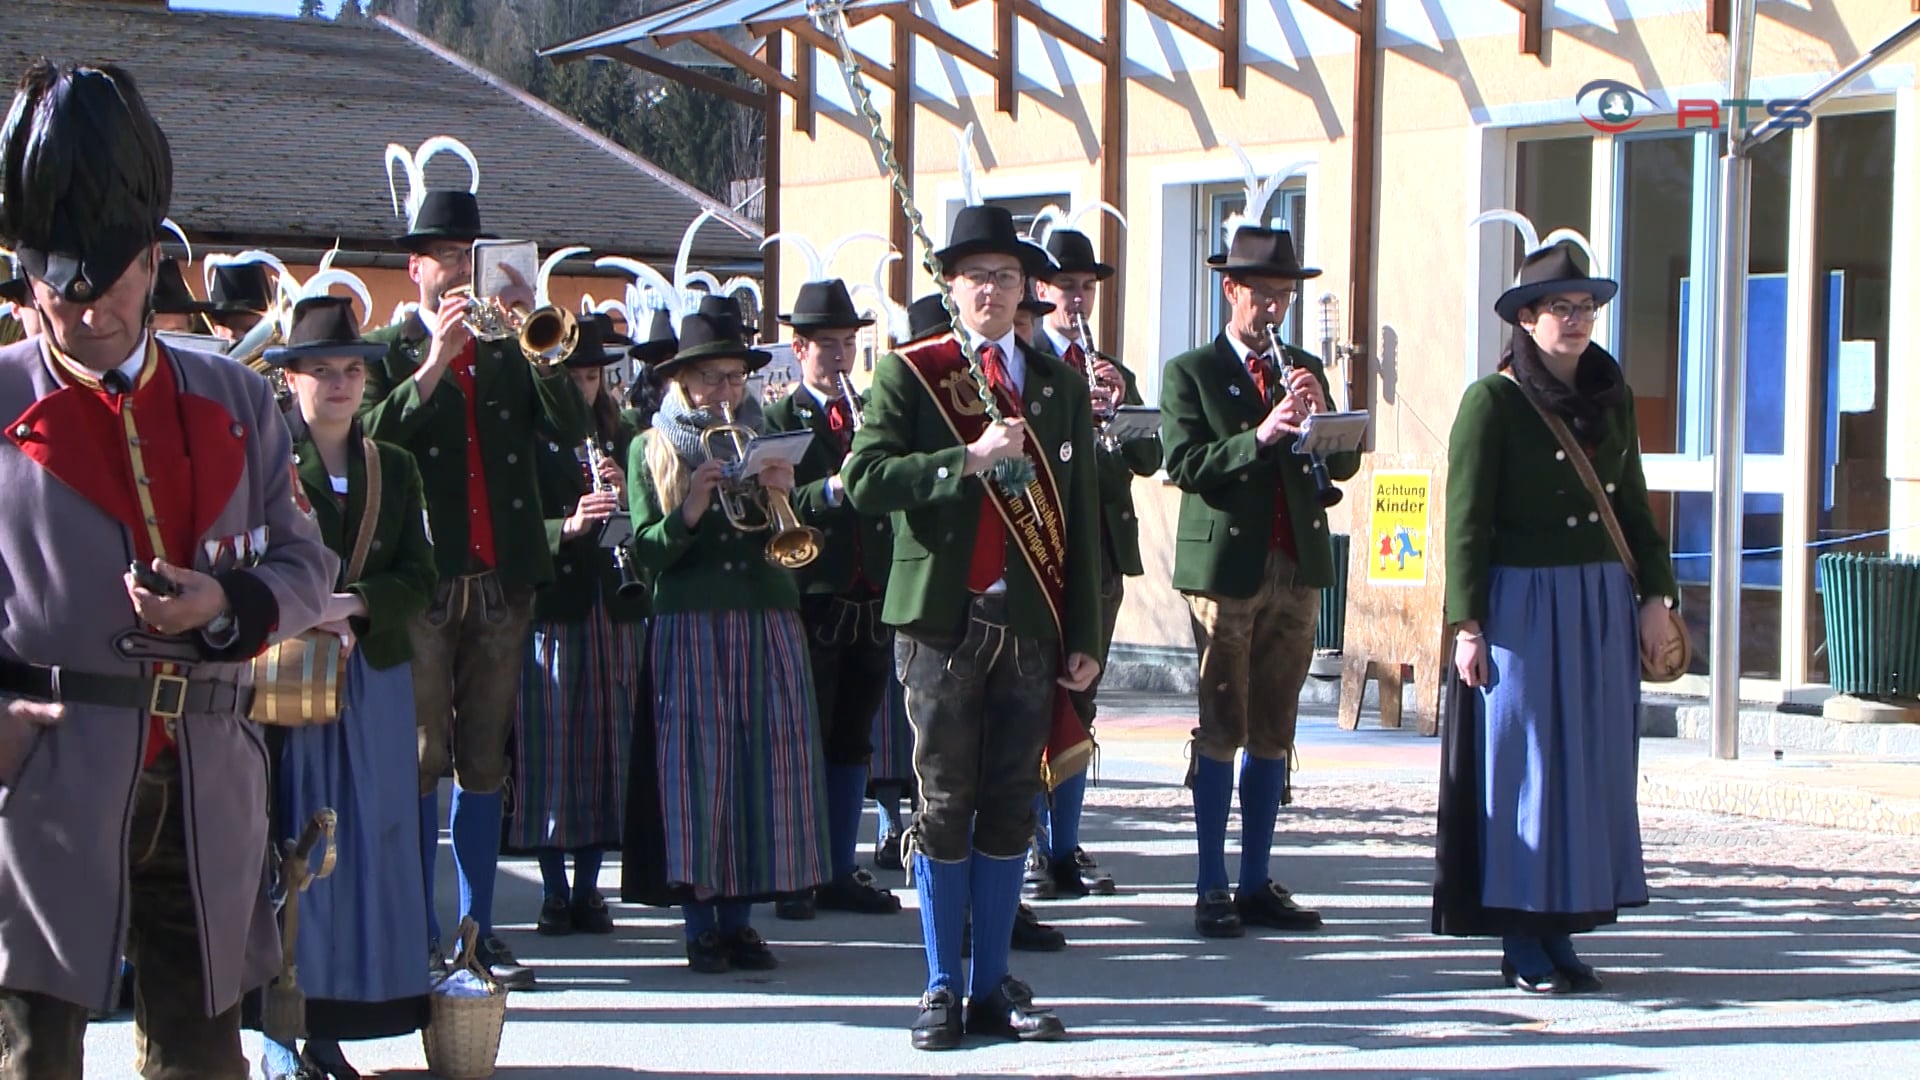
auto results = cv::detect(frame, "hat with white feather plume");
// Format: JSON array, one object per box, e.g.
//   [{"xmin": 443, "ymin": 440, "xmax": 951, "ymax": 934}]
[
  {"xmin": 762, "ymin": 228, "xmax": 888, "ymax": 332},
  {"xmin": 932, "ymin": 124, "xmax": 1053, "ymax": 277},
  {"xmin": 1470, "ymin": 210, "xmax": 1615, "ymax": 325},
  {"xmin": 1026, "ymin": 198, "xmax": 1126, "ymax": 280},
  {"xmin": 261, "ymin": 259, "xmax": 383, "ymax": 367},
  {"xmin": 1207, "ymin": 141, "xmax": 1319, "ymax": 279},
  {"xmin": 203, "ymin": 250, "xmax": 288, "ymax": 315},
  {"xmin": 384, "ymin": 136, "xmax": 493, "ymax": 252}
]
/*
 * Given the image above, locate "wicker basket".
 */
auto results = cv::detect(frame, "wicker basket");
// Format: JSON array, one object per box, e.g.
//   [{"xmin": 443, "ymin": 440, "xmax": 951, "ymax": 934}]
[{"xmin": 422, "ymin": 918, "xmax": 508, "ymax": 1079}]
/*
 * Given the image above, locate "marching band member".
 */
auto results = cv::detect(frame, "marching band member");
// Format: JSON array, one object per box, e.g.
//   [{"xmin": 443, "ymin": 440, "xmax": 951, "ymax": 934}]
[
  {"xmin": 148, "ymin": 256, "xmax": 209, "ymax": 335},
  {"xmin": 764, "ymin": 277, "xmax": 902, "ymax": 921},
  {"xmin": 360, "ymin": 138, "xmax": 587, "ymax": 989},
  {"xmin": 623, "ymin": 307, "xmax": 676, "ymax": 430},
  {"xmin": 1028, "ymin": 226, "xmax": 1162, "ymax": 900},
  {"xmin": 202, "ymin": 257, "xmax": 277, "ymax": 343},
  {"xmin": 844, "ymin": 205, "xmax": 1102, "ymax": 1050},
  {"xmin": 509, "ymin": 314, "xmax": 649, "ymax": 938},
  {"xmin": 0, "ymin": 60, "xmax": 334, "ymax": 1076},
  {"xmin": 1161, "ymin": 221, "xmax": 1359, "ymax": 940},
  {"xmin": 256, "ymin": 292, "xmax": 436, "ymax": 1080},
  {"xmin": 626, "ymin": 297, "xmax": 828, "ymax": 974}
]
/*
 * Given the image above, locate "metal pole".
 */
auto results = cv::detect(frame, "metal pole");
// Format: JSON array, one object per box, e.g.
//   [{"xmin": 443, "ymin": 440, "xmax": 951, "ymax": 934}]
[{"xmin": 1708, "ymin": 0, "xmax": 1759, "ymax": 760}]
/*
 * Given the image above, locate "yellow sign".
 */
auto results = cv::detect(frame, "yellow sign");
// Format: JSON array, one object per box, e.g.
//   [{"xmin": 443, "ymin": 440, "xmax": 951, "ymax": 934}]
[{"xmin": 1368, "ymin": 470, "xmax": 1430, "ymax": 586}]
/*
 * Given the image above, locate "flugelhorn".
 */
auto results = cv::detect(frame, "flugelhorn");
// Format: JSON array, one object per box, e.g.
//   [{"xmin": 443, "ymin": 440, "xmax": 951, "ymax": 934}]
[
  {"xmin": 702, "ymin": 401, "xmax": 823, "ymax": 569},
  {"xmin": 446, "ymin": 285, "xmax": 579, "ymax": 366},
  {"xmin": 1263, "ymin": 321, "xmax": 1342, "ymax": 509}
]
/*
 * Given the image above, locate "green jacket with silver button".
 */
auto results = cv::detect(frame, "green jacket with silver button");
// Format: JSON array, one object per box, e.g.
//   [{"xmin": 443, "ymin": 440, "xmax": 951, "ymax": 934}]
[
  {"xmin": 359, "ymin": 315, "xmax": 589, "ymax": 589},
  {"xmin": 532, "ymin": 420, "xmax": 649, "ymax": 624},
  {"xmin": 1160, "ymin": 335, "xmax": 1361, "ymax": 598},
  {"xmin": 626, "ymin": 428, "xmax": 801, "ymax": 615},
  {"xmin": 1444, "ymin": 372, "xmax": 1678, "ymax": 626},
  {"xmin": 762, "ymin": 384, "xmax": 892, "ymax": 594},
  {"xmin": 1027, "ymin": 331, "xmax": 1163, "ymax": 577}
]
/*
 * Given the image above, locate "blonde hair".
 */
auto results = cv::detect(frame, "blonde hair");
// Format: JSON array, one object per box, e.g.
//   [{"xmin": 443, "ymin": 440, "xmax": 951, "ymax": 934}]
[{"xmin": 643, "ymin": 379, "xmax": 693, "ymax": 512}]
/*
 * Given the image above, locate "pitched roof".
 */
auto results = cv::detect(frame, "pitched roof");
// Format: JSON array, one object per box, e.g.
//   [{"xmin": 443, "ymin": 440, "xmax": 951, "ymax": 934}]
[{"xmin": 0, "ymin": 0, "xmax": 762, "ymax": 268}]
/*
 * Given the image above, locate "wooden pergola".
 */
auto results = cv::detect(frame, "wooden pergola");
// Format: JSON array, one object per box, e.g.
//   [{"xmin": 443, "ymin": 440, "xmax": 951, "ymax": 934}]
[{"xmin": 545, "ymin": 0, "xmax": 1743, "ymax": 411}]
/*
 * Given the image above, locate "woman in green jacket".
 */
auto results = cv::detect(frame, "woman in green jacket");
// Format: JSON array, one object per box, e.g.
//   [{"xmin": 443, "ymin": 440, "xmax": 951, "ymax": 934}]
[{"xmin": 625, "ymin": 299, "xmax": 828, "ymax": 973}]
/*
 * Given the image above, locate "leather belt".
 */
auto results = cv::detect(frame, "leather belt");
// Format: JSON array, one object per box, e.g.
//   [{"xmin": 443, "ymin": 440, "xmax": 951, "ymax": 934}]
[{"xmin": 0, "ymin": 657, "xmax": 253, "ymax": 719}]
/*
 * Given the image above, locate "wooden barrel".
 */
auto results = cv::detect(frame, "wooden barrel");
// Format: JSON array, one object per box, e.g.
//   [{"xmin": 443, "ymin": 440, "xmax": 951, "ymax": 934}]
[{"xmin": 248, "ymin": 632, "xmax": 347, "ymax": 726}]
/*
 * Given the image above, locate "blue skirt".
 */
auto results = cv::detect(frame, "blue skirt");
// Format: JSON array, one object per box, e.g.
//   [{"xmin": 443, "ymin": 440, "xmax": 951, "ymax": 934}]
[{"xmin": 274, "ymin": 652, "xmax": 430, "ymax": 1020}]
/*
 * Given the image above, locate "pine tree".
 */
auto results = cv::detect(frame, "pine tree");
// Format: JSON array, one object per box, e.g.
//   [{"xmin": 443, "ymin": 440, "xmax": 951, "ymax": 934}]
[
  {"xmin": 298, "ymin": 0, "xmax": 325, "ymax": 17},
  {"xmin": 337, "ymin": 0, "xmax": 366, "ymax": 20}
]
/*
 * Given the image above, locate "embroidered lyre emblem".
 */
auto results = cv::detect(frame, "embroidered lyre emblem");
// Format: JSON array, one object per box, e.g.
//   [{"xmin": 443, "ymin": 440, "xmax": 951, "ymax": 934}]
[{"xmin": 940, "ymin": 371, "xmax": 990, "ymax": 417}]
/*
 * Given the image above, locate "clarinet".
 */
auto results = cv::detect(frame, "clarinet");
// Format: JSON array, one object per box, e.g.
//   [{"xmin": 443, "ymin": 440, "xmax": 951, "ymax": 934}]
[
  {"xmin": 835, "ymin": 372, "xmax": 864, "ymax": 432},
  {"xmin": 1263, "ymin": 322, "xmax": 1343, "ymax": 509},
  {"xmin": 583, "ymin": 439, "xmax": 647, "ymax": 598},
  {"xmin": 1074, "ymin": 311, "xmax": 1120, "ymax": 449}
]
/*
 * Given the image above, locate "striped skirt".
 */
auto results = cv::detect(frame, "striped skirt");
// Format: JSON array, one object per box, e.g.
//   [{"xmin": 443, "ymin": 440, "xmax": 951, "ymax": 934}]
[
  {"xmin": 506, "ymin": 596, "xmax": 645, "ymax": 852},
  {"xmin": 868, "ymin": 668, "xmax": 915, "ymax": 787},
  {"xmin": 651, "ymin": 608, "xmax": 828, "ymax": 899}
]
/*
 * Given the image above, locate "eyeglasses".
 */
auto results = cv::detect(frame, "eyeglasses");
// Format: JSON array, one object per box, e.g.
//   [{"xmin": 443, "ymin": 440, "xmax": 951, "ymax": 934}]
[
  {"xmin": 1544, "ymin": 300, "xmax": 1599, "ymax": 323},
  {"xmin": 1233, "ymin": 281, "xmax": 1296, "ymax": 308},
  {"xmin": 421, "ymin": 246, "xmax": 473, "ymax": 266},
  {"xmin": 693, "ymin": 370, "xmax": 748, "ymax": 389},
  {"xmin": 956, "ymin": 268, "xmax": 1025, "ymax": 291}
]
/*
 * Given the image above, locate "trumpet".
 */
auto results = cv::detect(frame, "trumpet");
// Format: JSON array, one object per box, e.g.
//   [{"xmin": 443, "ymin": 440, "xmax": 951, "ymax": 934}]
[
  {"xmin": 703, "ymin": 401, "xmax": 822, "ymax": 569},
  {"xmin": 1262, "ymin": 321, "xmax": 1342, "ymax": 509},
  {"xmin": 583, "ymin": 438, "xmax": 646, "ymax": 599},
  {"xmin": 835, "ymin": 372, "xmax": 864, "ymax": 432},
  {"xmin": 445, "ymin": 285, "xmax": 578, "ymax": 366}
]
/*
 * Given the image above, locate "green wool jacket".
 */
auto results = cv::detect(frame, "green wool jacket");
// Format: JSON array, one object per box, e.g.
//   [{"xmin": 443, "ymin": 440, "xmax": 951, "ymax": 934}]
[
  {"xmin": 1160, "ymin": 335, "xmax": 1362, "ymax": 598},
  {"xmin": 1029, "ymin": 330, "xmax": 1163, "ymax": 577},
  {"xmin": 842, "ymin": 336, "xmax": 1104, "ymax": 659},
  {"xmin": 359, "ymin": 316, "xmax": 589, "ymax": 589},
  {"xmin": 291, "ymin": 426, "xmax": 438, "ymax": 671},
  {"xmin": 1444, "ymin": 372, "xmax": 1679, "ymax": 626},
  {"xmin": 763, "ymin": 384, "xmax": 893, "ymax": 595},
  {"xmin": 532, "ymin": 419, "xmax": 650, "ymax": 624},
  {"xmin": 626, "ymin": 428, "xmax": 802, "ymax": 615}
]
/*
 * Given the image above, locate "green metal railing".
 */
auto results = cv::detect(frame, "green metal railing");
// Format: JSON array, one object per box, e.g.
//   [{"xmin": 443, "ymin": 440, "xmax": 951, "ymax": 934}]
[
  {"xmin": 1317, "ymin": 533, "xmax": 1351, "ymax": 653},
  {"xmin": 1819, "ymin": 553, "xmax": 1920, "ymax": 700}
]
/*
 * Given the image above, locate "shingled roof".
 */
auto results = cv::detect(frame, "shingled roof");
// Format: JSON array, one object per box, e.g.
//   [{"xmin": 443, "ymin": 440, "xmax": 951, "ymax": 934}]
[{"xmin": 0, "ymin": 0, "xmax": 762, "ymax": 268}]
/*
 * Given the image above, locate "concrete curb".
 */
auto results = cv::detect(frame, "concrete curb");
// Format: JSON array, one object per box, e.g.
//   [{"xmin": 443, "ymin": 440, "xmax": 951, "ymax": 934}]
[
  {"xmin": 1669, "ymin": 704, "xmax": 1920, "ymax": 757},
  {"xmin": 1638, "ymin": 762, "xmax": 1920, "ymax": 836}
]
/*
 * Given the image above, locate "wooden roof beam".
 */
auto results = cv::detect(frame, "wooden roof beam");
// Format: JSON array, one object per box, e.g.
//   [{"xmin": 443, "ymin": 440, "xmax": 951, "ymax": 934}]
[
  {"xmin": 1495, "ymin": 0, "xmax": 1543, "ymax": 55},
  {"xmin": 689, "ymin": 30, "xmax": 809, "ymax": 100},
  {"xmin": 1011, "ymin": 0, "xmax": 1105, "ymax": 61},
  {"xmin": 784, "ymin": 18, "xmax": 900, "ymax": 90},
  {"xmin": 1300, "ymin": 0, "xmax": 1365, "ymax": 38},
  {"xmin": 1132, "ymin": 0, "xmax": 1242, "ymax": 92},
  {"xmin": 601, "ymin": 42, "xmax": 762, "ymax": 107}
]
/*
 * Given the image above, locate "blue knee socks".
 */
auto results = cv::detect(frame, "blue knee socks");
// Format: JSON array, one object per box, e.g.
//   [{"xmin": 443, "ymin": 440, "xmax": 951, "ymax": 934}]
[
  {"xmin": 1048, "ymin": 771, "xmax": 1087, "ymax": 864},
  {"xmin": 826, "ymin": 763, "xmax": 868, "ymax": 881},
  {"xmin": 451, "ymin": 785, "xmax": 503, "ymax": 938},
  {"xmin": 1236, "ymin": 754, "xmax": 1286, "ymax": 895},
  {"xmin": 718, "ymin": 901, "xmax": 753, "ymax": 934},
  {"xmin": 683, "ymin": 902, "xmax": 717, "ymax": 942},
  {"xmin": 261, "ymin": 1038, "xmax": 301, "ymax": 1079},
  {"xmin": 913, "ymin": 852, "xmax": 969, "ymax": 996},
  {"xmin": 873, "ymin": 786, "xmax": 904, "ymax": 838},
  {"xmin": 967, "ymin": 850, "xmax": 1025, "ymax": 999},
  {"xmin": 1192, "ymin": 754, "xmax": 1234, "ymax": 895},
  {"xmin": 572, "ymin": 848, "xmax": 604, "ymax": 897},
  {"xmin": 1503, "ymin": 934, "xmax": 1555, "ymax": 979},
  {"xmin": 1542, "ymin": 933, "xmax": 1590, "ymax": 974},
  {"xmin": 536, "ymin": 851, "xmax": 569, "ymax": 904},
  {"xmin": 418, "ymin": 793, "xmax": 442, "ymax": 946}
]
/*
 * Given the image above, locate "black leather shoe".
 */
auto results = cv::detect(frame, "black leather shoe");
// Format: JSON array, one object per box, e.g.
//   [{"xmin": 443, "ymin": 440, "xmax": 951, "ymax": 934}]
[
  {"xmin": 965, "ymin": 976, "xmax": 1066, "ymax": 1042},
  {"xmin": 1235, "ymin": 880, "xmax": 1324, "ymax": 931},
  {"xmin": 571, "ymin": 888, "xmax": 614, "ymax": 935},
  {"xmin": 537, "ymin": 894, "xmax": 574, "ymax": 936},
  {"xmin": 1500, "ymin": 960, "xmax": 1571, "ymax": 994},
  {"xmin": 1011, "ymin": 903, "xmax": 1067, "ymax": 951},
  {"xmin": 686, "ymin": 930, "xmax": 730, "ymax": 974},
  {"xmin": 1047, "ymin": 859, "xmax": 1091, "ymax": 900},
  {"xmin": 874, "ymin": 830, "xmax": 905, "ymax": 872},
  {"xmin": 725, "ymin": 927, "xmax": 779, "ymax": 971},
  {"xmin": 1555, "ymin": 964, "xmax": 1605, "ymax": 993},
  {"xmin": 1073, "ymin": 847, "xmax": 1117, "ymax": 895},
  {"xmin": 815, "ymin": 869, "xmax": 903, "ymax": 914},
  {"xmin": 774, "ymin": 892, "xmax": 817, "ymax": 921},
  {"xmin": 1023, "ymin": 850, "xmax": 1058, "ymax": 901},
  {"xmin": 475, "ymin": 935, "xmax": 536, "ymax": 990},
  {"xmin": 1194, "ymin": 889, "xmax": 1245, "ymax": 938},
  {"xmin": 911, "ymin": 987, "xmax": 964, "ymax": 1051}
]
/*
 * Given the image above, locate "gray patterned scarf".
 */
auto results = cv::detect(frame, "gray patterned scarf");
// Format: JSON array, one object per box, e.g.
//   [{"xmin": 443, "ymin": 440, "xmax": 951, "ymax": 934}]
[{"xmin": 651, "ymin": 388, "xmax": 765, "ymax": 469}]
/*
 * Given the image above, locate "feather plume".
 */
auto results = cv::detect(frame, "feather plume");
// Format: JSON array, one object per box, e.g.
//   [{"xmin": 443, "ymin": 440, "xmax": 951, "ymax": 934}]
[
  {"xmin": 954, "ymin": 122, "xmax": 982, "ymax": 207},
  {"xmin": 383, "ymin": 142, "xmax": 419, "ymax": 220},
  {"xmin": 597, "ymin": 255, "xmax": 683, "ymax": 332},
  {"xmin": 760, "ymin": 230, "xmax": 890, "ymax": 283},
  {"xmin": 1026, "ymin": 198, "xmax": 1128, "ymax": 245},
  {"xmin": 201, "ymin": 249, "xmax": 288, "ymax": 298},
  {"xmin": 390, "ymin": 299, "xmax": 420, "ymax": 327},
  {"xmin": 384, "ymin": 136, "xmax": 480, "ymax": 226},
  {"xmin": 674, "ymin": 209, "xmax": 717, "ymax": 298},
  {"xmin": 536, "ymin": 245, "xmax": 588, "ymax": 308},
  {"xmin": 1467, "ymin": 209, "xmax": 1540, "ymax": 256},
  {"xmin": 1537, "ymin": 226, "xmax": 1602, "ymax": 274},
  {"xmin": 161, "ymin": 218, "xmax": 192, "ymax": 265},
  {"xmin": 850, "ymin": 251, "xmax": 909, "ymax": 343},
  {"xmin": 720, "ymin": 276, "xmax": 762, "ymax": 324},
  {"xmin": 317, "ymin": 241, "xmax": 343, "ymax": 275},
  {"xmin": 1221, "ymin": 141, "xmax": 1311, "ymax": 242}
]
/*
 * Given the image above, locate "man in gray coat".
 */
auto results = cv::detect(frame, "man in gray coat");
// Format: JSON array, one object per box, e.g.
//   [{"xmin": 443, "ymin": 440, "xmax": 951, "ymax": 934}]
[{"xmin": 0, "ymin": 60, "xmax": 335, "ymax": 1078}]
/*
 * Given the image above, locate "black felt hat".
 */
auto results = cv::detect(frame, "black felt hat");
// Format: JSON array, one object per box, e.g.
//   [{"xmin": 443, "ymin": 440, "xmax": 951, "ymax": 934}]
[
  {"xmin": 1042, "ymin": 229, "xmax": 1113, "ymax": 280},
  {"xmin": 1494, "ymin": 241, "xmax": 1618, "ymax": 326},
  {"xmin": 396, "ymin": 191, "xmax": 495, "ymax": 253},
  {"xmin": 564, "ymin": 312, "xmax": 633, "ymax": 369},
  {"xmin": 262, "ymin": 296, "xmax": 386, "ymax": 367},
  {"xmin": 1207, "ymin": 226, "xmax": 1321, "ymax": 279},
  {"xmin": 150, "ymin": 257, "xmax": 207, "ymax": 315},
  {"xmin": 1018, "ymin": 295, "xmax": 1055, "ymax": 318},
  {"xmin": 0, "ymin": 251, "xmax": 25, "ymax": 306},
  {"xmin": 629, "ymin": 307, "xmax": 678, "ymax": 366},
  {"xmin": 780, "ymin": 279, "xmax": 874, "ymax": 331},
  {"xmin": 934, "ymin": 206, "xmax": 1054, "ymax": 279},
  {"xmin": 903, "ymin": 294, "xmax": 953, "ymax": 345},
  {"xmin": 207, "ymin": 262, "xmax": 275, "ymax": 315},
  {"xmin": 0, "ymin": 61, "xmax": 172, "ymax": 305},
  {"xmin": 657, "ymin": 294, "xmax": 771, "ymax": 376}
]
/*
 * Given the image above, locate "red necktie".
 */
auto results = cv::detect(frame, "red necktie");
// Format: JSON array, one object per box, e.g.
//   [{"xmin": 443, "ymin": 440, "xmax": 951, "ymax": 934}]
[
  {"xmin": 1246, "ymin": 353, "xmax": 1274, "ymax": 402},
  {"xmin": 981, "ymin": 343, "xmax": 1021, "ymax": 416},
  {"xmin": 825, "ymin": 397, "xmax": 853, "ymax": 453},
  {"xmin": 1064, "ymin": 341, "xmax": 1086, "ymax": 374}
]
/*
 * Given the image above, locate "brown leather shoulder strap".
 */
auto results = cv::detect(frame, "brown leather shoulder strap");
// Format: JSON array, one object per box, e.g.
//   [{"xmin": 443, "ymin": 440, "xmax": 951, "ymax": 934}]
[
  {"xmin": 341, "ymin": 437, "xmax": 383, "ymax": 586},
  {"xmin": 1498, "ymin": 370, "xmax": 1640, "ymax": 586}
]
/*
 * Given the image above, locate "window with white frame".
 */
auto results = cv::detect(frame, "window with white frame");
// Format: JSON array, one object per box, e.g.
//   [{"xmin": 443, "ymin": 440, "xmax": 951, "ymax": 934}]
[{"xmin": 1192, "ymin": 181, "xmax": 1308, "ymax": 348}]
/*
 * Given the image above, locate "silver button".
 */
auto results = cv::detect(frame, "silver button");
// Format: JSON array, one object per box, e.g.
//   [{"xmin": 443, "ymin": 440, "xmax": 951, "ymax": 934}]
[
  {"xmin": 561, "ymin": 563, "xmax": 573, "ymax": 574},
  {"xmin": 823, "ymin": 527, "xmax": 833, "ymax": 537},
  {"xmin": 936, "ymin": 466, "xmax": 950, "ymax": 480},
  {"xmin": 146, "ymin": 514, "xmax": 159, "ymax": 525},
  {"xmin": 127, "ymin": 436, "xmax": 141, "ymax": 447},
  {"xmin": 1588, "ymin": 511, "xmax": 1600, "ymax": 523},
  {"xmin": 506, "ymin": 453, "xmax": 518, "ymax": 465},
  {"xmin": 548, "ymin": 442, "xmax": 559, "ymax": 452},
  {"xmin": 722, "ymin": 561, "xmax": 733, "ymax": 571},
  {"xmin": 512, "ymin": 499, "xmax": 524, "ymax": 510},
  {"xmin": 292, "ymin": 452, "xmax": 302, "ymax": 464},
  {"xmin": 944, "ymin": 532, "xmax": 955, "ymax": 543},
  {"xmin": 1228, "ymin": 526, "xmax": 1241, "ymax": 537},
  {"xmin": 371, "ymin": 540, "xmax": 383, "ymax": 551},
  {"xmin": 1239, "ymin": 474, "xmax": 1250, "ymax": 483},
  {"xmin": 1121, "ymin": 511, "xmax": 1132, "ymax": 521},
  {"xmin": 1032, "ymin": 403, "xmax": 1044, "ymax": 416},
  {"xmin": 1240, "ymin": 422, "xmax": 1251, "ymax": 431},
  {"xmin": 10, "ymin": 424, "xmax": 27, "ymax": 438},
  {"xmin": 499, "ymin": 409, "xmax": 511, "ymax": 420},
  {"xmin": 1312, "ymin": 519, "xmax": 1322, "ymax": 530},
  {"xmin": 1302, "ymin": 465, "xmax": 1311, "ymax": 474},
  {"xmin": 1605, "ymin": 482, "xmax": 1617, "ymax": 494},
  {"xmin": 1567, "ymin": 516, "xmax": 1578, "ymax": 527},
  {"xmin": 1555, "ymin": 450, "xmax": 1567, "ymax": 461},
  {"xmin": 230, "ymin": 423, "xmax": 245, "ymax": 438},
  {"xmin": 428, "ymin": 447, "xmax": 441, "ymax": 457},
  {"xmin": 877, "ymin": 522, "xmax": 889, "ymax": 532}
]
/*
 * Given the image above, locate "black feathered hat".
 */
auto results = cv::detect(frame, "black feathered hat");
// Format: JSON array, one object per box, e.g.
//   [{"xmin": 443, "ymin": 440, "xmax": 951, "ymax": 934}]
[{"xmin": 0, "ymin": 61, "xmax": 172, "ymax": 304}]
